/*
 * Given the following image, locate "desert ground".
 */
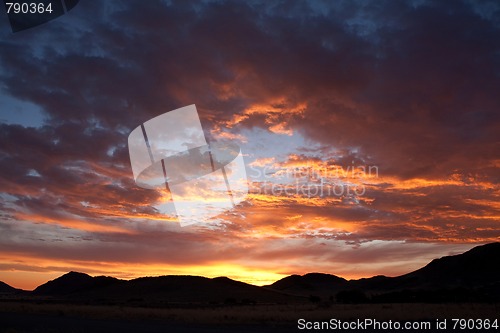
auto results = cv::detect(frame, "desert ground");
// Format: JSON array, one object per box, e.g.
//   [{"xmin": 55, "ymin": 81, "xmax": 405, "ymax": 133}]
[{"xmin": 1, "ymin": 301, "xmax": 499, "ymax": 333}]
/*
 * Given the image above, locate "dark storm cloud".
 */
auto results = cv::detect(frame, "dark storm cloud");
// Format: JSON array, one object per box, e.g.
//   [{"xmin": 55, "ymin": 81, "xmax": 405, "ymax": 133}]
[
  {"xmin": 286, "ymin": 1, "xmax": 500, "ymax": 181},
  {"xmin": 1, "ymin": 0, "xmax": 497, "ymax": 179},
  {"xmin": 0, "ymin": 0, "xmax": 497, "ymax": 182}
]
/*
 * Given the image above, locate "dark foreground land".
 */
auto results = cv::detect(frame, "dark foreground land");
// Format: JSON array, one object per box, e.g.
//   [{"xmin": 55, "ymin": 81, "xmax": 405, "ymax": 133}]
[
  {"xmin": 1, "ymin": 302, "xmax": 499, "ymax": 333},
  {"xmin": 1, "ymin": 244, "xmax": 499, "ymax": 332}
]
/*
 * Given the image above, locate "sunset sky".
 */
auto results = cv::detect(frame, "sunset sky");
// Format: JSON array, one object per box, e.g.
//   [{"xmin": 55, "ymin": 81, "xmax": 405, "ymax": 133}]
[{"xmin": 0, "ymin": 0, "xmax": 499, "ymax": 290}]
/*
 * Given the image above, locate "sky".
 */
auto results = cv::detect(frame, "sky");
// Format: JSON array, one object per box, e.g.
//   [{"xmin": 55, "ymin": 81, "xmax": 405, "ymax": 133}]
[{"xmin": 0, "ymin": 0, "xmax": 499, "ymax": 290}]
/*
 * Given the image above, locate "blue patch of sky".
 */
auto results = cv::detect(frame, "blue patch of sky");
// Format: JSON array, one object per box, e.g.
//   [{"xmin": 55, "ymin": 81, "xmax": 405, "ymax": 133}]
[{"xmin": 0, "ymin": 90, "xmax": 46, "ymax": 127}]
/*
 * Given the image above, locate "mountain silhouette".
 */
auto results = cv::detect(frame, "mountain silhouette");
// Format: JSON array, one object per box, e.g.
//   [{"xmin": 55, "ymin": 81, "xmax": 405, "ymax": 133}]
[
  {"xmin": 0, "ymin": 281, "xmax": 18, "ymax": 293},
  {"xmin": 267, "ymin": 242, "xmax": 500, "ymax": 302},
  {"xmin": 34, "ymin": 271, "xmax": 122, "ymax": 296},
  {"xmin": 86, "ymin": 275, "xmax": 299, "ymax": 304},
  {"xmin": 31, "ymin": 272, "xmax": 300, "ymax": 305},
  {"xmin": 6, "ymin": 242, "xmax": 500, "ymax": 304},
  {"xmin": 348, "ymin": 242, "xmax": 500, "ymax": 292},
  {"xmin": 267, "ymin": 273, "xmax": 348, "ymax": 296},
  {"xmin": 396, "ymin": 242, "xmax": 500, "ymax": 288}
]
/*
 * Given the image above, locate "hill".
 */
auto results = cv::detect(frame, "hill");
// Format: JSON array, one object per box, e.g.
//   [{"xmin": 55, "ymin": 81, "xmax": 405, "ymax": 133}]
[
  {"xmin": 397, "ymin": 242, "xmax": 500, "ymax": 288},
  {"xmin": 0, "ymin": 281, "xmax": 18, "ymax": 293},
  {"xmin": 268, "ymin": 242, "xmax": 500, "ymax": 302},
  {"xmin": 15, "ymin": 242, "xmax": 500, "ymax": 304},
  {"xmin": 31, "ymin": 272, "xmax": 301, "ymax": 305},
  {"xmin": 266, "ymin": 273, "xmax": 348, "ymax": 296},
  {"xmin": 34, "ymin": 271, "xmax": 122, "ymax": 296}
]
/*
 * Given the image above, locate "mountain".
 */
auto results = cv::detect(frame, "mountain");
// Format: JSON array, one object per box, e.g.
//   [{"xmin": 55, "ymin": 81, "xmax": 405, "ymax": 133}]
[
  {"xmin": 21, "ymin": 242, "xmax": 500, "ymax": 304},
  {"xmin": 32, "ymin": 272, "xmax": 301, "ymax": 305},
  {"xmin": 267, "ymin": 242, "xmax": 500, "ymax": 302},
  {"xmin": 349, "ymin": 242, "xmax": 500, "ymax": 291},
  {"xmin": 266, "ymin": 273, "xmax": 348, "ymax": 296},
  {"xmin": 0, "ymin": 281, "xmax": 18, "ymax": 293},
  {"xmin": 84, "ymin": 275, "xmax": 300, "ymax": 305},
  {"xmin": 33, "ymin": 271, "xmax": 122, "ymax": 296},
  {"xmin": 397, "ymin": 242, "xmax": 500, "ymax": 288}
]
